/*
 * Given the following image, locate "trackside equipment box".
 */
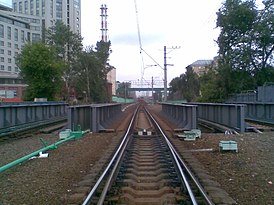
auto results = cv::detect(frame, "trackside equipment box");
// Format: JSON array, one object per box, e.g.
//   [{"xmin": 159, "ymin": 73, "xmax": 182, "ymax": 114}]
[{"xmin": 219, "ymin": 140, "xmax": 238, "ymax": 152}]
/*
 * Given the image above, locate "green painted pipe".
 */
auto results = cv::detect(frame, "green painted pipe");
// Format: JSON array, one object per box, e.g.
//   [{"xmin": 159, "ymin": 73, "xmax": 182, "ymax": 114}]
[{"xmin": 0, "ymin": 130, "xmax": 90, "ymax": 173}]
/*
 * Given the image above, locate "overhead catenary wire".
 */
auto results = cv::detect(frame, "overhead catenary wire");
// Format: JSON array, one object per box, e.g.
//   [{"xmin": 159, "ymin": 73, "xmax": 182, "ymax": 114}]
[
  {"xmin": 133, "ymin": 0, "xmax": 163, "ymax": 83},
  {"xmin": 134, "ymin": 0, "xmax": 145, "ymax": 82},
  {"xmin": 134, "ymin": 0, "xmax": 143, "ymax": 54}
]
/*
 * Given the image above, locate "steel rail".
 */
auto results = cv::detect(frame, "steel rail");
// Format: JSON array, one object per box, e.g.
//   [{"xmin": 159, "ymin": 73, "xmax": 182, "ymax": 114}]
[
  {"xmin": 146, "ymin": 107, "xmax": 215, "ymax": 205},
  {"xmin": 145, "ymin": 108, "xmax": 198, "ymax": 205},
  {"xmin": 81, "ymin": 106, "xmax": 139, "ymax": 205},
  {"xmin": 0, "ymin": 117, "xmax": 67, "ymax": 138},
  {"xmin": 99, "ymin": 106, "xmax": 193, "ymax": 204},
  {"xmin": 97, "ymin": 126, "xmax": 130, "ymax": 205},
  {"xmin": 245, "ymin": 117, "xmax": 274, "ymax": 127},
  {"xmin": 83, "ymin": 105, "xmax": 214, "ymax": 204}
]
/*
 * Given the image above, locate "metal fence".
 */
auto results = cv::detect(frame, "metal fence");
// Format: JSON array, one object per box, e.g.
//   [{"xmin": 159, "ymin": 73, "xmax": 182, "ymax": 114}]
[
  {"xmin": 0, "ymin": 102, "xmax": 68, "ymax": 129},
  {"xmin": 161, "ymin": 103, "xmax": 198, "ymax": 130},
  {"xmin": 244, "ymin": 102, "xmax": 274, "ymax": 123},
  {"xmin": 227, "ymin": 84, "xmax": 274, "ymax": 103},
  {"xmin": 187, "ymin": 103, "xmax": 246, "ymax": 133},
  {"xmin": 68, "ymin": 103, "xmax": 122, "ymax": 132}
]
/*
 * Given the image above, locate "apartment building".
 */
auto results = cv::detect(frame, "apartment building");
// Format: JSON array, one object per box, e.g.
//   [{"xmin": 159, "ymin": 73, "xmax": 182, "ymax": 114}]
[
  {"xmin": 0, "ymin": 8, "xmax": 41, "ymax": 74},
  {"xmin": 12, "ymin": 0, "xmax": 81, "ymax": 34},
  {"xmin": 0, "ymin": 0, "xmax": 81, "ymax": 100}
]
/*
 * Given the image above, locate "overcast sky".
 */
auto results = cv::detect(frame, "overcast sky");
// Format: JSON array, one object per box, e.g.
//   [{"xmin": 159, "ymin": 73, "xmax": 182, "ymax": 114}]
[
  {"xmin": 82, "ymin": 0, "xmax": 223, "ymax": 84},
  {"xmin": 0, "ymin": 0, "xmax": 264, "ymax": 85}
]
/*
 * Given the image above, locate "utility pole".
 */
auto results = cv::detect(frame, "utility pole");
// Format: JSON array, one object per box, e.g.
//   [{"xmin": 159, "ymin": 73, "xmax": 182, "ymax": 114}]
[
  {"xmin": 152, "ymin": 76, "xmax": 154, "ymax": 104},
  {"xmin": 124, "ymin": 82, "xmax": 126, "ymax": 103},
  {"xmin": 163, "ymin": 45, "xmax": 180, "ymax": 102},
  {"xmin": 164, "ymin": 46, "xmax": 167, "ymax": 102}
]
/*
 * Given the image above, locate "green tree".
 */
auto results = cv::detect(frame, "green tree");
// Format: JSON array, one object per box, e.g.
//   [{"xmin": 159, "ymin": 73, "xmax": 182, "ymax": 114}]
[
  {"xmin": 216, "ymin": 0, "xmax": 274, "ymax": 95},
  {"xmin": 16, "ymin": 43, "xmax": 64, "ymax": 101},
  {"xmin": 217, "ymin": 0, "xmax": 257, "ymax": 71},
  {"xmin": 46, "ymin": 21, "xmax": 83, "ymax": 101},
  {"xmin": 74, "ymin": 42, "xmax": 112, "ymax": 103},
  {"xmin": 169, "ymin": 77, "xmax": 183, "ymax": 100},
  {"xmin": 116, "ymin": 82, "xmax": 131, "ymax": 99},
  {"xmin": 169, "ymin": 68, "xmax": 200, "ymax": 102},
  {"xmin": 182, "ymin": 68, "xmax": 200, "ymax": 101},
  {"xmin": 94, "ymin": 40, "xmax": 112, "ymax": 78},
  {"xmin": 198, "ymin": 68, "xmax": 219, "ymax": 102},
  {"xmin": 46, "ymin": 21, "xmax": 83, "ymax": 61},
  {"xmin": 170, "ymin": 0, "xmax": 273, "ymax": 103},
  {"xmin": 251, "ymin": 0, "xmax": 274, "ymax": 71},
  {"xmin": 75, "ymin": 47, "xmax": 107, "ymax": 103}
]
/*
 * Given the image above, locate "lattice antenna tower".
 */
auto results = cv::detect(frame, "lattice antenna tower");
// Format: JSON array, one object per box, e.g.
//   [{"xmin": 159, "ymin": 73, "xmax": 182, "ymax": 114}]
[{"xmin": 100, "ymin": 4, "xmax": 108, "ymax": 42}]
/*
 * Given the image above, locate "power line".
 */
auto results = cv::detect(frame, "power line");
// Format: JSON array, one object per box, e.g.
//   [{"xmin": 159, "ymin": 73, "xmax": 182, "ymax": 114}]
[
  {"xmin": 133, "ymin": 0, "xmax": 162, "ymax": 80},
  {"xmin": 133, "ymin": 0, "xmax": 146, "ymax": 86},
  {"xmin": 134, "ymin": 0, "xmax": 142, "ymax": 54}
]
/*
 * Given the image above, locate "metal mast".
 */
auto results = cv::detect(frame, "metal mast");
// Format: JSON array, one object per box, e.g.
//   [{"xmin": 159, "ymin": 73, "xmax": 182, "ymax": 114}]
[{"xmin": 100, "ymin": 4, "xmax": 108, "ymax": 42}]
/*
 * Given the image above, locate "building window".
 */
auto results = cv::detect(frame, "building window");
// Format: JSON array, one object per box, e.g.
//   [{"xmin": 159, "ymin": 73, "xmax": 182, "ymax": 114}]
[
  {"xmin": 8, "ymin": 42, "xmax": 11, "ymax": 48},
  {"xmin": 8, "ymin": 50, "xmax": 11, "ymax": 55},
  {"xmin": 21, "ymin": 30, "xmax": 25, "ymax": 43},
  {"xmin": 74, "ymin": 0, "xmax": 80, "ymax": 9},
  {"xmin": 0, "ymin": 57, "xmax": 4, "ymax": 62},
  {"xmin": 7, "ymin": 26, "xmax": 11, "ymax": 40},
  {"xmin": 36, "ymin": 0, "xmax": 40, "ymax": 16},
  {"xmin": 42, "ymin": 0, "xmax": 45, "ymax": 17},
  {"xmin": 30, "ymin": 0, "xmax": 34, "ymax": 15},
  {"xmin": 8, "ymin": 58, "xmax": 12, "ymax": 63},
  {"xmin": 32, "ymin": 33, "xmax": 40, "ymax": 42},
  {"xmin": 50, "ymin": 0, "xmax": 53, "ymax": 17},
  {"xmin": 27, "ymin": 32, "xmax": 30, "ymax": 41},
  {"xmin": 0, "ymin": 24, "xmax": 4, "ymax": 38},
  {"xmin": 15, "ymin": 44, "xmax": 19, "ymax": 49},
  {"xmin": 24, "ymin": 1, "xmax": 29, "ymax": 13},
  {"xmin": 13, "ymin": 3, "xmax": 17, "ymax": 12},
  {"xmin": 56, "ymin": 0, "xmax": 63, "ymax": 19},
  {"xmin": 19, "ymin": 2, "xmax": 23, "ymax": 13},
  {"xmin": 0, "ymin": 65, "xmax": 4, "ymax": 70},
  {"xmin": 0, "ymin": 41, "xmax": 4, "ymax": 46},
  {"xmin": 14, "ymin": 29, "xmax": 18, "ymax": 41},
  {"xmin": 8, "ymin": 66, "xmax": 12, "ymax": 71},
  {"xmin": 0, "ymin": 49, "xmax": 4, "ymax": 54}
]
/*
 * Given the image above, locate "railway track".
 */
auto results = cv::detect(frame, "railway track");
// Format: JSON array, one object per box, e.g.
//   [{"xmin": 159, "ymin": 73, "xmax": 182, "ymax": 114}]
[
  {"xmin": 82, "ymin": 104, "xmax": 213, "ymax": 205},
  {"xmin": 0, "ymin": 117, "xmax": 67, "ymax": 143}
]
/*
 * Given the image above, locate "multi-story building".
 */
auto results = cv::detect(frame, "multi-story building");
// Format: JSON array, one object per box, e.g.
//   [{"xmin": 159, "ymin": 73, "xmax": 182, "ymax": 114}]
[
  {"xmin": 0, "ymin": 0, "xmax": 81, "ymax": 100},
  {"xmin": 12, "ymin": 0, "xmax": 81, "ymax": 34},
  {"xmin": 186, "ymin": 59, "xmax": 214, "ymax": 76},
  {"xmin": 0, "ymin": 71, "xmax": 25, "ymax": 101},
  {"xmin": 0, "ymin": 7, "xmax": 41, "ymax": 74}
]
